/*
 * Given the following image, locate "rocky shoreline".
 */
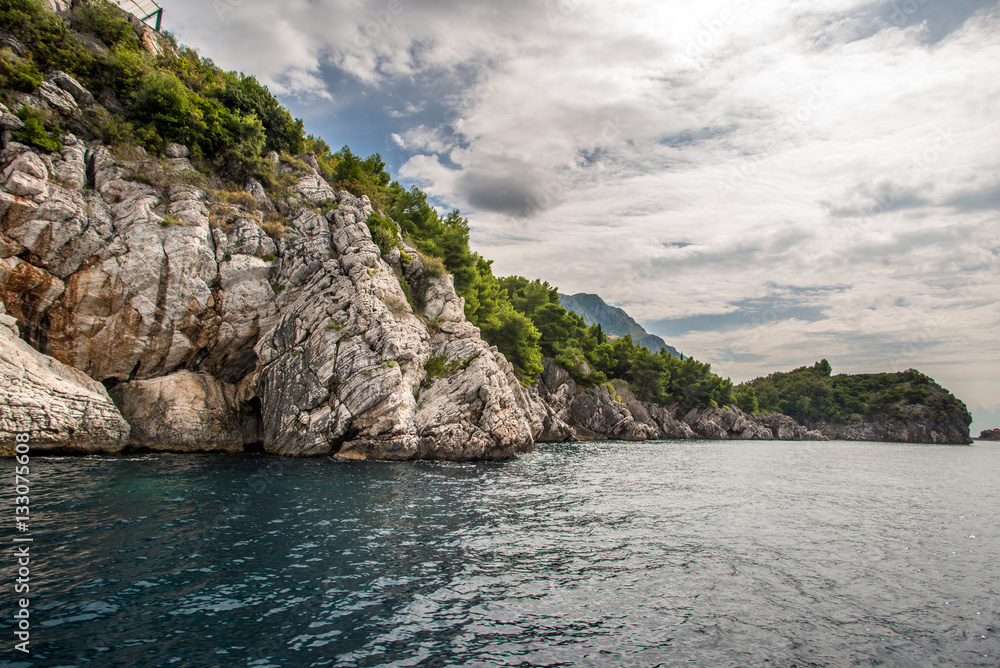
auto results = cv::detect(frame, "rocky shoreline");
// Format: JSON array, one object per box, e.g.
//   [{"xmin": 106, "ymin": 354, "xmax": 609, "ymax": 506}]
[
  {"xmin": 0, "ymin": 68, "xmax": 973, "ymax": 458},
  {"xmin": 527, "ymin": 359, "xmax": 827, "ymax": 444},
  {"xmin": 810, "ymin": 419, "xmax": 973, "ymax": 446}
]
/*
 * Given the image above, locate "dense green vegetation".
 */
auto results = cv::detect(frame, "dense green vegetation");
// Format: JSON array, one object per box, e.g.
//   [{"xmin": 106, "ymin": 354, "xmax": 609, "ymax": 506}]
[
  {"xmin": 12, "ymin": 105, "xmax": 61, "ymax": 151},
  {"xmin": 741, "ymin": 360, "xmax": 972, "ymax": 426},
  {"xmin": 1, "ymin": 0, "xmax": 301, "ymax": 178},
  {"xmin": 2, "ymin": 0, "xmax": 739, "ymax": 409},
  {"xmin": 497, "ymin": 277, "xmax": 735, "ymax": 407}
]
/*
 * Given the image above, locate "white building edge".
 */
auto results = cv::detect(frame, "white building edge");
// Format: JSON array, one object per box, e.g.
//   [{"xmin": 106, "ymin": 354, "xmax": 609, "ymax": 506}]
[{"xmin": 45, "ymin": 0, "xmax": 164, "ymax": 32}]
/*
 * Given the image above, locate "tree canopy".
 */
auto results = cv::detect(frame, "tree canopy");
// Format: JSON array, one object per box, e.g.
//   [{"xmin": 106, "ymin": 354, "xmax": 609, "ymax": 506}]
[{"xmin": 741, "ymin": 360, "xmax": 972, "ymax": 426}]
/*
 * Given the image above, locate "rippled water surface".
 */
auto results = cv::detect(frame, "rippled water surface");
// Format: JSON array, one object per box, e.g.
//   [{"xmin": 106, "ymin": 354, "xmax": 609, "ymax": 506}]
[{"xmin": 2, "ymin": 440, "xmax": 999, "ymax": 667}]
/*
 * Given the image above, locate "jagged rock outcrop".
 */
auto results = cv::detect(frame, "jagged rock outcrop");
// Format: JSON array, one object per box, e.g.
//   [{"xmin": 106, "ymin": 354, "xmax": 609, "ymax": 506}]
[
  {"xmin": 523, "ymin": 358, "xmax": 576, "ymax": 441},
  {"xmin": 527, "ymin": 358, "xmax": 828, "ymax": 443},
  {"xmin": 411, "ymin": 333, "xmax": 535, "ymax": 460},
  {"xmin": 531, "ymin": 358, "xmax": 695, "ymax": 441},
  {"xmin": 812, "ymin": 419, "xmax": 971, "ymax": 445},
  {"xmin": 108, "ymin": 370, "xmax": 259, "ymax": 452},
  {"xmin": 48, "ymin": 71, "xmax": 95, "ymax": 107},
  {"xmin": 629, "ymin": 399, "xmax": 696, "ymax": 440},
  {"xmin": 0, "ymin": 104, "xmax": 25, "ymax": 136},
  {"xmin": 0, "ymin": 140, "xmax": 271, "ymax": 385},
  {"xmin": 566, "ymin": 385, "xmax": 659, "ymax": 440},
  {"xmin": 758, "ymin": 412, "xmax": 827, "ymax": 441},
  {"xmin": 0, "ymin": 308, "xmax": 129, "ymax": 453},
  {"xmin": 681, "ymin": 405, "xmax": 774, "ymax": 440},
  {"xmin": 0, "ymin": 86, "xmax": 533, "ymax": 458},
  {"xmin": 244, "ymin": 177, "xmax": 276, "ymax": 213},
  {"xmin": 253, "ymin": 186, "xmax": 532, "ymax": 460}
]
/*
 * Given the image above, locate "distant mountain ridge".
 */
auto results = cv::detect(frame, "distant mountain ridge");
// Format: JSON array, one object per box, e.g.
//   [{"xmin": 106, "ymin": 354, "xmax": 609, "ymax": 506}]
[{"xmin": 558, "ymin": 293, "xmax": 683, "ymax": 359}]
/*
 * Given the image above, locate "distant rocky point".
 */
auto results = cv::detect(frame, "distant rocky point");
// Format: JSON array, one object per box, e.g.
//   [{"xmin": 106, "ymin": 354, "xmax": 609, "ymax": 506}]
[
  {"xmin": 742, "ymin": 361, "xmax": 973, "ymax": 445},
  {"xmin": 979, "ymin": 429, "xmax": 1000, "ymax": 441}
]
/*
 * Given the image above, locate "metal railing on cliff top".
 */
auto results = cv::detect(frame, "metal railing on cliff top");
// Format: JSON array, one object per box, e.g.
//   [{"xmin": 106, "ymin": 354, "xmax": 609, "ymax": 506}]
[{"xmin": 111, "ymin": 0, "xmax": 163, "ymax": 31}]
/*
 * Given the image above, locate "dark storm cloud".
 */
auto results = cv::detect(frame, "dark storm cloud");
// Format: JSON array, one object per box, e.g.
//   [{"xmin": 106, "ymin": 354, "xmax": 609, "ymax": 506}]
[
  {"xmin": 455, "ymin": 158, "xmax": 547, "ymax": 217},
  {"xmin": 943, "ymin": 181, "xmax": 1000, "ymax": 212},
  {"xmin": 823, "ymin": 180, "xmax": 931, "ymax": 218}
]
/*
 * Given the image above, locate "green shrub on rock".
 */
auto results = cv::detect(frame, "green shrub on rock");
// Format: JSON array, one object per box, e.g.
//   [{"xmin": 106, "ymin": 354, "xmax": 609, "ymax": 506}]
[
  {"xmin": 365, "ymin": 212, "xmax": 398, "ymax": 256},
  {"xmin": 0, "ymin": 0, "xmax": 96, "ymax": 79},
  {"xmin": 12, "ymin": 105, "xmax": 62, "ymax": 152},
  {"xmin": 0, "ymin": 49, "xmax": 43, "ymax": 92},
  {"xmin": 72, "ymin": 0, "xmax": 141, "ymax": 50}
]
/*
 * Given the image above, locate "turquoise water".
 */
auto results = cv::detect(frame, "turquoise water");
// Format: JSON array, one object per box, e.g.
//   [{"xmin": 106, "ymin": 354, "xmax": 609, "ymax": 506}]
[{"xmin": 1, "ymin": 440, "xmax": 998, "ymax": 667}]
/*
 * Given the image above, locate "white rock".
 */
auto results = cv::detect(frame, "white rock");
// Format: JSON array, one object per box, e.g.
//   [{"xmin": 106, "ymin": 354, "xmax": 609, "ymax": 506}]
[
  {"xmin": 50, "ymin": 135, "xmax": 87, "ymax": 189},
  {"xmin": 109, "ymin": 370, "xmax": 259, "ymax": 451},
  {"xmin": 37, "ymin": 81, "xmax": 78, "ymax": 114},
  {"xmin": 0, "ymin": 103, "xmax": 24, "ymax": 131},
  {"xmin": 3, "ymin": 171, "xmax": 47, "ymax": 198},
  {"xmin": 165, "ymin": 143, "xmax": 190, "ymax": 158},
  {"xmin": 0, "ymin": 325, "xmax": 129, "ymax": 452},
  {"xmin": 48, "ymin": 72, "xmax": 94, "ymax": 106}
]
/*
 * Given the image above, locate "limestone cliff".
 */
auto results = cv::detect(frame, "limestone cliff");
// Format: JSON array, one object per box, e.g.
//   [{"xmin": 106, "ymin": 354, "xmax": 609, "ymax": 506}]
[
  {"xmin": 0, "ymin": 47, "xmax": 850, "ymax": 458},
  {"xmin": 0, "ymin": 102, "xmax": 831, "ymax": 456},
  {"xmin": 0, "ymin": 303, "xmax": 129, "ymax": 453},
  {"xmin": 0, "ymin": 0, "xmax": 980, "ymax": 460},
  {"xmin": 0, "ymin": 76, "xmax": 534, "ymax": 458}
]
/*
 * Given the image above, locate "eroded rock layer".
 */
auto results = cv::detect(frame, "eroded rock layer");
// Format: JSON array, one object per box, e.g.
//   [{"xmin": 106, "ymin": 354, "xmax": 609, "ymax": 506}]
[
  {"xmin": 0, "ymin": 89, "xmax": 536, "ymax": 458},
  {"xmin": 0, "ymin": 309, "xmax": 129, "ymax": 453}
]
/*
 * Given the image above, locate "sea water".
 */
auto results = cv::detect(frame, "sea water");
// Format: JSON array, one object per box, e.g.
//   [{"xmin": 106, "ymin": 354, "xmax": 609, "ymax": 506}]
[{"xmin": 1, "ymin": 440, "xmax": 998, "ymax": 667}]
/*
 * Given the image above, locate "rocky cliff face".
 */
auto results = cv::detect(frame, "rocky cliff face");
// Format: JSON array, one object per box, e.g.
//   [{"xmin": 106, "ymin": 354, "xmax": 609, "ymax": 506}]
[
  {"xmin": 0, "ymin": 71, "xmax": 835, "ymax": 459},
  {"xmin": 0, "ymin": 74, "xmax": 535, "ymax": 459},
  {"xmin": 0, "ymin": 304, "xmax": 129, "ymax": 453}
]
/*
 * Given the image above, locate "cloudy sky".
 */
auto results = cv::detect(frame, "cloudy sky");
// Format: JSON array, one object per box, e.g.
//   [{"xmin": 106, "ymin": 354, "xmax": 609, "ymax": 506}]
[{"xmin": 168, "ymin": 0, "xmax": 1000, "ymax": 431}]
